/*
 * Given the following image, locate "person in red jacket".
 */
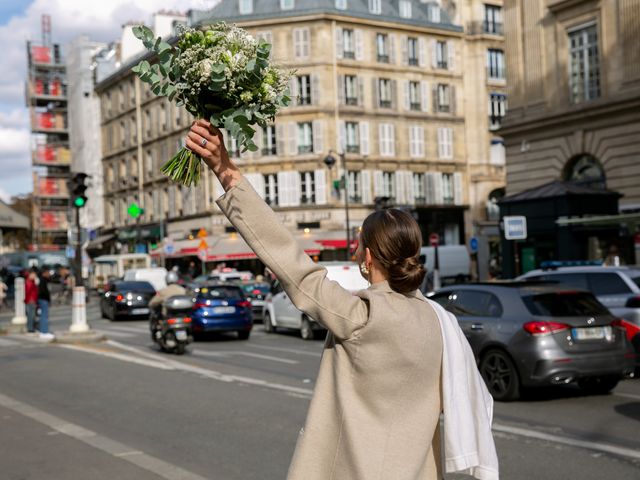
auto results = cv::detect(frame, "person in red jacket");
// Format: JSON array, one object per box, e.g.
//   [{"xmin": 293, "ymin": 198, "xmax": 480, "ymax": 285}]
[{"xmin": 25, "ymin": 270, "xmax": 39, "ymax": 333}]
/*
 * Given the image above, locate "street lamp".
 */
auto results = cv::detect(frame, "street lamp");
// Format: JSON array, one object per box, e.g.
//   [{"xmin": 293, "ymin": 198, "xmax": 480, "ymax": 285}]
[{"xmin": 324, "ymin": 150, "xmax": 351, "ymax": 261}]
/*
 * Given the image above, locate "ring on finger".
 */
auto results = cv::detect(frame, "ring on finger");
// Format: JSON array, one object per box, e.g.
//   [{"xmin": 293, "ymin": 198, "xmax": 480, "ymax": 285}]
[{"xmin": 200, "ymin": 138, "xmax": 207, "ymax": 148}]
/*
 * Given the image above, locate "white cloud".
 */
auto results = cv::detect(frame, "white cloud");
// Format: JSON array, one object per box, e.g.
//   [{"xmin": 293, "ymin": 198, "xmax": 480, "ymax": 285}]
[
  {"xmin": 0, "ymin": 186, "xmax": 12, "ymax": 203},
  {"xmin": 0, "ymin": 0, "xmax": 220, "ymax": 198}
]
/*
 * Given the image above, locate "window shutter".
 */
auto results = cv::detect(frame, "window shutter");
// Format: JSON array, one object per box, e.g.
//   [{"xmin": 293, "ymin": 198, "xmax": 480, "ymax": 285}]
[
  {"xmin": 293, "ymin": 30, "xmax": 300, "ymax": 58},
  {"xmin": 400, "ymin": 35, "xmax": 408, "ymax": 66},
  {"xmin": 396, "ymin": 171, "xmax": 407, "ymax": 204},
  {"xmin": 338, "ymin": 120, "xmax": 347, "ymax": 152},
  {"xmin": 245, "ymin": 173, "xmax": 265, "ymax": 199},
  {"xmin": 404, "ymin": 80, "xmax": 411, "ymax": 111},
  {"xmin": 311, "ymin": 74, "xmax": 320, "ymax": 105},
  {"xmin": 358, "ymin": 76, "xmax": 365, "ymax": 106},
  {"xmin": 290, "ymin": 171, "xmax": 301, "ymax": 207},
  {"xmin": 337, "ymin": 75, "xmax": 345, "ymax": 105},
  {"xmin": 431, "ymin": 39, "xmax": 438, "ymax": 69},
  {"xmin": 361, "ymin": 170, "xmax": 372, "ymax": 204},
  {"xmin": 437, "ymin": 128, "xmax": 444, "ymax": 159},
  {"xmin": 336, "ymin": 27, "xmax": 344, "ymax": 59},
  {"xmin": 453, "ymin": 172, "xmax": 463, "ymax": 205},
  {"xmin": 389, "ymin": 124, "xmax": 396, "ymax": 156},
  {"xmin": 289, "ymin": 76, "xmax": 298, "ymax": 106},
  {"xmin": 425, "ymin": 172, "xmax": 433, "ymax": 204},
  {"xmin": 313, "ymin": 119, "xmax": 324, "ymax": 154},
  {"xmin": 409, "ymin": 126, "xmax": 416, "ymax": 157},
  {"xmin": 378, "ymin": 123, "xmax": 386, "ymax": 156},
  {"xmin": 447, "ymin": 128, "xmax": 454, "ymax": 159},
  {"xmin": 355, "ymin": 29, "xmax": 364, "ymax": 60},
  {"xmin": 277, "ymin": 171, "xmax": 289, "ymax": 207},
  {"xmin": 447, "ymin": 41, "xmax": 455, "ymax": 71},
  {"xmin": 418, "ymin": 37, "xmax": 426, "ymax": 67},
  {"xmin": 421, "ymin": 81, "xmax": 429, "ymax": 112},
  {"xmin": 450, "ymin": 85, "xmax": 457, "ymax": 114},
  {"xmin": 434, "ymin": 173, "xmax": 443, "ymax": 204},
  {"xmin": 417, "ymin": 126, "xmax": 424, "ymax": 157},
  {"xmin": 389, "ymin": 34, "xmax": 396, "ymax": 64},
  {"xmin": 405, "ymin": 171, "xmax": 415, "ymax": 205},
  {"xmin": 432, "ymin": 85, "xmax": 438, "ymax": 112},
  {"xmin": 390, "ymin": 79, "xmax": 398, "ymax": 110},
  {"xmin": 314, "ymin": 169, "xmax": 327, "ymax": 205},
  {"xmin": 359, "ymin": 121, "xmax": 370, "ymax": 155},
  {"xmin": 288, "ymin": 122, "xmax": 297, "ymax": 155},
  {"xmin": 373, "ymin": 170, "xmax": 384, "ymax": 197},
  {"xmin": 372, "ymin": 78, "xmax": 379, "ymax": 108},
  {"xmin": 276, "ymin": 123, "xmax": 286, "ymax": 156},
  {"xmin": 303, "ymin": 28, "xmax": 311, "ymax": 57}
]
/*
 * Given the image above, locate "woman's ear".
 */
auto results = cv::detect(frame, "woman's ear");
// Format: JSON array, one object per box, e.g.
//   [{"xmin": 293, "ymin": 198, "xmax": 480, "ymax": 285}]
[{"xmin": 365, "ymin": 247, "xmax": 373, "ymax": 266}]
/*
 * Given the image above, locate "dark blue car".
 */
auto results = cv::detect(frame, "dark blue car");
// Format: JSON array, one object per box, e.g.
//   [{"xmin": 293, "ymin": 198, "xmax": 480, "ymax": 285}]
[{"xmin": 191, "ymin": 284, "xmax": 253, "ymax": 340}]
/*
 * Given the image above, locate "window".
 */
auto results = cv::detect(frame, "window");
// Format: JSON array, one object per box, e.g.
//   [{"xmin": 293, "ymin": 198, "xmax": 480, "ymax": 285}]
[
  {"xmin": 437, "ymin": 127, "xmax": 453, "ymax": 159},
  {"xmin": 379, "ymin": 78, "xmax": 392, "ymax": 108},
  {"xmin": 563, "ymin": 154, "xmax": 606, "ymax": 189},
  {"xmin": 346, "ymin": 122, "xmax": 359, "ymax": 153},
  {"xmin": 120, "ymin": 120, "xmax": 126, "ymax": 147},
  {"xmin": 588, "ymin": 273, "xmax": 632, "ymax": 296},
  {"xmin": 264, "ymin": 173, "xmax": 278, "ymax": 205},
  {"xmin": 409, "ymin": 125, "xmax": 424, "ymax": 158},
  {"xmin": 382, "ymin": 172, "xmax": 396, "ymax": 201},
  {"xmin": 281, "ymin": 0, "xmax": 294, "ymax": 10},
  {"xmin": 376, "ymin": 33, "xmax": 389, "ymax": 63},
  {"xmin": 369, "ymin": 0, "xmax": 381, "ymax": 14},
  {"xmin": 297, "ymin": 75, "xmax": 312, "ymax": 105},
  {"xmin": 348, "ymin": 171, "xmax": 361, "ymax": 202},
  {"xmin": 262, "ymin": 125, "xmax": 277, "ymax": 155},
  {"xmin": 484, "ymin": 4, "xmax": 503, "ymax": 35},
  {"xmin": 345, "ymin": 75, "xmax": 358, "ymax": 105},
  {"xmin": 118, "ymin": 85, "xmax": 124, "ymax": 110},
  {"xmin": 399, "ymin": 0, "xmax": 412, "ymax": 18},
  {"xmin": 293, "ymin": 28, "xmax": 310, "ymax": 59},
  {"xmin": 428, "ymin": 4, "xmax": 441, "ymax": 23},
  {"xmin": 300, "ymin": 171, "xmax": 316, "ymax": 205},
  {"xmin": 145, "ymin": 149, "xmax": 153, "ymax": 175},
  {"xmin": 160, "ymin": 103, "xmax": 168, "ymax": 131},
  {"xmin": 335, "ymin": 0, "xmax": 347, "ymax": 10},
  {"xmin": 529, "ymin": 273, "xmax": 589, "ymax": 290},
  {"xmin": 450, "ymin": 291, "xmax": 504, "ymax": 317},
  {"xmin": 442, "ymin": 173, "xmax": 454, "ymax": 205},
  {"xmin": 413, "ymin": 173, "xmax": 426, "ymax": 204},
  {"xmin": 487, "ymin": 49, "xmax": 505, "ymax": 80},
  {"xmin": 343, "ymin": 29, "xmax": 355, "ymax": 59},
  {"xmin": 144, "ymin": 109, "xmax": 151, "ymax": 136},
  {"xmin": 569, "ymin": 24, "xmax": 600, "ymax": 103},
  {"xmin": 437, "ymin": 84, "xmax": 450, "ymax": 112},
  {"xmin": 409, "ymin": 81, "xmax": 421, "ymax": 111},
  {"xmin": 436, "ymin": 41, "xmax": 448, "ymax": 69},
  {"xmin": 297, "ymin": 122, "xmax": 313, "ymax": 153},
  {"xmin": 379, "ymin": 123, "xmax": 395, "ymax": 156},
  {"xmin": 522, "ymin": 292, "xmax": 608, "ymax": 317},
  {"xmin": 489, "ymin": 93, "xmax": 507, "ymax": 129},
  {"xmin": 239, "ymin": 0, "xmax": 253, "ymax": 14},
  {"xmin": 407, "ymin": 37, "xmax": 419, "ymax": 65}
]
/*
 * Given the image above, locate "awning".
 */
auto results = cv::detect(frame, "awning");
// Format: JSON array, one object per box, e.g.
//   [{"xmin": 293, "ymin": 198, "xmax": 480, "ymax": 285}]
[
  {"xmin": 556, "ymin": 213, "xmax": 640, "ymax": 228},
  {"xmin": 86, "ymin": 234, "xmax": 115, "ymax": 250},
  {"xmin": 0, "ymin": 200, "xmax": 29, "ymax": 229},
  {"xmin": 314, "ymin": 230, "xmax": 358, "ymax": 251}
]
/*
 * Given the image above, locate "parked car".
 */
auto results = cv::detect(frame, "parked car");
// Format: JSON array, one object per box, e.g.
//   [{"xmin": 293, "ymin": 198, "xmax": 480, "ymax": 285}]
[
  {"xmin": 263, "ymin": 262, "xmax": 369, "ymax": 340},
  {"xmin": 100, "ymin": 280, "xmax": 156, "ymax": 320},
  {"xmin": 208, "ymin": 269, "xmax": 254, "ymax": 283},
  {"xmin": 429, "ymin": 282, "xmax": 635, "ymax": 401},
  {"xmin": 419, "ymin": 245, "xmax": 471, "ymax": 290},
  {"xmin": 190, "ymin": 284, "xmax": 253, "ymax": 339},
  {"xmin": 123, "ymin": 267, "xmax": 168, "ymax": 291},
  {"xmin": 237, "ymin": 281, "xmax": 271, "ymax": 322}
]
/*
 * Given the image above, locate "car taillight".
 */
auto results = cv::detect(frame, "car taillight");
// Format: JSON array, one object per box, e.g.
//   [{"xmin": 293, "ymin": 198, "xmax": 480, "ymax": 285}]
[
  {"xmin": 167, "ymin": 318, "xmax": 177, "ymax": 325},
  {"xmin": 193, "ymin": 302, "xmax": 207, "ymax": 309},
  {"xmin": 625, "ymin": 296, "xmax": 640, "ymax": 308},
  {"xmin": 238, "ymin": 300, "xmax": 251, "ymax": 308},
  {"xmin": 611, "ymin": 318, "xmax": 640, "ymax": 342},
  {"xmin": 523, "ymin": 321, "xmax": 570, "ymax": 335},
  {"xmin": 183, "ymin": 318, "xmax": 192, "ymax": 323}
]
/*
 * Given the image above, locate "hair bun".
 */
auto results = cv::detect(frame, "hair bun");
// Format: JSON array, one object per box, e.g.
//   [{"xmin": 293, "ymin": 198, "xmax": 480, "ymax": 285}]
[{"xmin": 387, "ymin": 256, "xmax": 426, "ymax": 293}]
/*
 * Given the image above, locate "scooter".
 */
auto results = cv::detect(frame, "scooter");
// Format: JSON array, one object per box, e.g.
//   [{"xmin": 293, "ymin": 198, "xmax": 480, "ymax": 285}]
[{"xmin": 150, "ymin": 295, "xmax": 193, "ymax": 355}]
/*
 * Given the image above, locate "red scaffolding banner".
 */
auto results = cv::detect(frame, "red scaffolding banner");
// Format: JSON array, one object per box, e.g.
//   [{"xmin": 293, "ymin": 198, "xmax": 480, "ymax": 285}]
[{"xmin": 31, "ymin": 46, "xmax": 51, "ymax": 64}]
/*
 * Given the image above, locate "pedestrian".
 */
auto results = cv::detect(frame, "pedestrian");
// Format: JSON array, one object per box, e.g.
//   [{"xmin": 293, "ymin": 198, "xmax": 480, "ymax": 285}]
[
  {"xmin": 37, "ymin": 268, "xmax": 54, "ymax": 340},
  {"xmin": 0, "ymin": 276, "xmax": 7, "ymax": 310},
  {"xmin": 187, "ymin": 120, "xmax": 498, "ymax": 480},
  {"xmin": 25, "ymin": 271, "xmax": 39, "ymax": 333}
]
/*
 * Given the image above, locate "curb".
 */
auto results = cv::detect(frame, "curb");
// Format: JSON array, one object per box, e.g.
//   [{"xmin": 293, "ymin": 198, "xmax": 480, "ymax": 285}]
[{"xmin": 53, "ymin": 331, "xmax": 107, "ymax": 345}]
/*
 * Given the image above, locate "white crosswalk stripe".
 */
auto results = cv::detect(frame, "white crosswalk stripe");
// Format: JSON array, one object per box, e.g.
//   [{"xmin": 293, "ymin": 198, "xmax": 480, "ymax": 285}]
[{"xmin": 0, "ymin": 337, "xmax": 21, "ymax": 347}]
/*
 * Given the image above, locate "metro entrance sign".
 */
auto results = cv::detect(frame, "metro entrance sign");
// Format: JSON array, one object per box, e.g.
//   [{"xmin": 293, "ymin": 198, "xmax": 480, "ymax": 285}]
[{"xmin": 504, "ymin": 216, "xmax": 528, "ymax": 240}]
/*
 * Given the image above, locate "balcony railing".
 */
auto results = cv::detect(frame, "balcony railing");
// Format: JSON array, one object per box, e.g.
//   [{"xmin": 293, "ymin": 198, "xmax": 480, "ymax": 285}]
[
  {"xmin": 345, "ymin": 97, "xmax": 358, "ymax": 106},
  {"xmin": 410, "ymin": 103, "xmax": 422, "ymax": 111},
  {"xmin": 298, "ymin": 96, "xmax": 312, "ymax": 106},
  {"xmin": 408, "ymin": 57, "xmax": 419, "ymax": 66},
  {"xmin": 487, "ymin": 68, "xmax": 506, "ymax": 81},
  {"xmin": 343, "ymin": 51, "xmax": 355, "ymax": 59},
  {"xmin": 377, "ymin": 54, "xmax": 390, "ymax": 63},
  {"xmin": 298, "ymin": 145, "xmax": 313, "ymax": 154},
  {"xmin": 379, "ymin": 100, "xmax": 392, "ymax": 108},
  {"xmin": 262, "ymin": 146, "xmax": 277, "ymax": 156},
  {"xmin": 467, "ymin": 21, "xmax": 504, "ymax": 36},
  {"xmin": 346, "ymin": 144, "xmax": 360, "ymax": 154}
]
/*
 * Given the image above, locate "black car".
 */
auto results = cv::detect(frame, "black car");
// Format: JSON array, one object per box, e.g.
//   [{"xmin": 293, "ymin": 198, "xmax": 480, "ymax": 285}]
[
  {"xmin": 237, "ymin": 281, "xmax": 271, "ymax": 322},
  {"xmin": 100, "ymin": 280, "xmax": 156, "ymax": 320}
]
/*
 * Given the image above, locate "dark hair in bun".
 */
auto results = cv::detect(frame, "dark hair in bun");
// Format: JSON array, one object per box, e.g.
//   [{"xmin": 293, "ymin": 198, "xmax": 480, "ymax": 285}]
[{"xmin": 360, "ymin": 209, "xmax": 426, "ymax": 293}]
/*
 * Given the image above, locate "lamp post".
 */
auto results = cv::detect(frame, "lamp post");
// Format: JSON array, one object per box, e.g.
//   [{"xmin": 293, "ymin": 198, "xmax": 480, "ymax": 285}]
[{"xmin": 324, "ymin": 150, "xmax": 351, "ymax": 261}]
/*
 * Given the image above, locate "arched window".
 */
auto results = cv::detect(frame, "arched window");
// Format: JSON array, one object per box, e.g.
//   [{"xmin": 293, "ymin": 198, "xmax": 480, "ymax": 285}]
[
  {"xmin": 486, "ymin": 187, "xmax": 505, "ymax": 222},
  {"xmin": 563, "ymin": 154, "xmax": 606, "ymax": 189}
]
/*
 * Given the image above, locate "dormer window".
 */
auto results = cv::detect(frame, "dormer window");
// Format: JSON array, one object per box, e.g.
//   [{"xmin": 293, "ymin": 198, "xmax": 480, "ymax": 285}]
[
  {"xmin": 369, "ymin": 0, "xmax": 382, "ymax": 15},
  {"xmin": 335, "ymin": 0, "xmax": 347, "ymax": 9},
  {"xmin": 399, "ymin": 0, "xmax": 412, "ymax": 19},
  {"xmin": 239, "ymin": 0, "xmax": 253, "ymax": 15},
  {"xmin": 281, "ymin": 0, "xmax": 294, "ymax": 10}
]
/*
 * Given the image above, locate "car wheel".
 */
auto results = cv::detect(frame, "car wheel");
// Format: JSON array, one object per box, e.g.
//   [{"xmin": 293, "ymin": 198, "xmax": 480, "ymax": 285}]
[
  {"xmin": 108, "ymin": 305, "xmax": 117, "ymax": 321},
  {"xmin": 237, "ymin": 330, "xmax": 251, "ymax": 340},
  {"xmin": 100, "ymin": 304, "xmax": 108, "ymax": 319},
  {"xmin": 300, "ymin": 316, "xmax": 314, "ymax": 341},
  {"xmin": 264, "ymin": 312, "xmax": 276, "ymax": 333},
  {"xmin": 577, "ymin": 376, "xmax": 619, "ymax": 395},
  {"xmin": 479, "ymin": 349, "xmax": 520, "ymax": 401}
]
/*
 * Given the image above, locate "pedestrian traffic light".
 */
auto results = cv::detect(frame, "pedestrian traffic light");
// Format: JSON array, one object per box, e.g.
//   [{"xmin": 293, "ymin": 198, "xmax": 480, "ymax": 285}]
[{"xmin": 69, "ymin": 172, "xmax": 89, "ymax": 209}]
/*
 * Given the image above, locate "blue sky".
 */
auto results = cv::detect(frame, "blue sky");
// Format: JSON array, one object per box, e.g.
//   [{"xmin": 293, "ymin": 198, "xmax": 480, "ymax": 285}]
[{"xmin": 0, "ymin": 1, "xmax": 34, "ymax": 26}]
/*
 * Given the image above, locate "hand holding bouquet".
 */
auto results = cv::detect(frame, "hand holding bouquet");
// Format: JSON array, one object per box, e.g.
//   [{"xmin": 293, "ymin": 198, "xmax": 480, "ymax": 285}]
[{"xmin": 132, "ymin": 23, "xmax": 291, "ymax": 186}]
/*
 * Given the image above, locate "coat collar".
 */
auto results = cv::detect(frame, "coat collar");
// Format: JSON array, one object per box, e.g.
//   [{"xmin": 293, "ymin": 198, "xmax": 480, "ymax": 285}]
[{"xmin": 368, "ymin": 280, "xmax": 421, "ymax": 298}]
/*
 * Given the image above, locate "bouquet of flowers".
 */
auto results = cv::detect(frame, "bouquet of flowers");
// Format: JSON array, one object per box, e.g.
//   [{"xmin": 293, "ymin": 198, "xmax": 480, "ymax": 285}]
[{"xmin": 131, "ymin": 23, "xmax": 291, "ymax": 186}]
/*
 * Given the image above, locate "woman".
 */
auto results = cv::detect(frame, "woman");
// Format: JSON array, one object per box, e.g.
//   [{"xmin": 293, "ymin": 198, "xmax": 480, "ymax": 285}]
[
  {"xmin": 25, "ymin": 270, "xmax": 39, "ymax": 333},
  {"xmin": 187, "ymin": 120, "xmax": 497, "ymax": 480}
]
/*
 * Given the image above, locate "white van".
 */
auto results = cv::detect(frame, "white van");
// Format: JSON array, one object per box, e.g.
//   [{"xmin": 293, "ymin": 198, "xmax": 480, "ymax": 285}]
[
  {"xmin": 91, "ymin": 254, "xmax": 151, "ymax": 291},
  {"xmin": 419, "ymin": 245, "xmax": 471, "ymax": 284},
  {"xmin": 123, "ymin": 267, "xmax": 168, "ymax": 291},
  {"xmin": 263, "ymin": 262, "xmax": 368, "ymax": 340}
]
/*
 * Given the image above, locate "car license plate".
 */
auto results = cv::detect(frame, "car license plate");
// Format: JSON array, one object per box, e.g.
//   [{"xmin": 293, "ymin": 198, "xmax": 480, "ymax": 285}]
[
  {"xmin": 213, "ymin": 306, "xmax": 236, "ymax": 314},
  {"xmin": 175, "ymin": 330, "xmax": 188, "ymax": 340},
  {"xmin": 131, "ymin": 308, "xmax": 149, "ymax": 315},
  {"xmin": 572, "ymin": 326, "xmax": 611, "ymax": 341}
]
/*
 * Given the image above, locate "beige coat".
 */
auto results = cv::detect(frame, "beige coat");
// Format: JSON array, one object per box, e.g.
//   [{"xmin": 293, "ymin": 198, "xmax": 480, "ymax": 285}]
[{"xmin": 218, "ymin": 179, "xmax": 443, "ymax": 480}]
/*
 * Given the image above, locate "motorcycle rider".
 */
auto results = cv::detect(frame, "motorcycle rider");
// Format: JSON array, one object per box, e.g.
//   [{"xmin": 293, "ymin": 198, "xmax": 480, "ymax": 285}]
[{"xmin": 149, "ymin": 271, "xmax": 187, "ymax": 334}]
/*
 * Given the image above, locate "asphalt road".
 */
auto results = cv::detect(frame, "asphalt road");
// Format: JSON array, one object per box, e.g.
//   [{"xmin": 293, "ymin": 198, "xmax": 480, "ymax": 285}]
[{"xmin": 0, "ymin": 300, "xmax": 639, "ymax": 480}]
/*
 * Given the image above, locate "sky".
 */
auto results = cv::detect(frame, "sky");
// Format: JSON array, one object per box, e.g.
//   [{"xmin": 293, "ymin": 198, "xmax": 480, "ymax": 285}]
[{"xmin": 0, "ymin": 0, "xmax": 219, "ymax": 203}]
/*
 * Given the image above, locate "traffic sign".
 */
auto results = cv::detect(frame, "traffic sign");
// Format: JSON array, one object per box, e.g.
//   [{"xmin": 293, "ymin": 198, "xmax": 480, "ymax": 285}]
[
  {"xmin": 469, "ymin": 237, "xmax": 479, "ymax": 253},
  {"xmin": 197, "ymin": 248, "xmax": 207, "ymax": 261},
  {"xmin": 65, "ymin": 246, "xmax": 75, "ymax": 258},
  {"xmin": 504, "ymin": 216, "xmax": 528, "ymax": 240},
  {"xmin": 429, "ymin": 233, "xmax": 439, "ymax": 247}
]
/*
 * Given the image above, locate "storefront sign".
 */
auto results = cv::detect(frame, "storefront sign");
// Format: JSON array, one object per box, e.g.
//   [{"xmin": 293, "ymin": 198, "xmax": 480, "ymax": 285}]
[{"xmin": 504, "ymin": 216, "xmax": 528, "ymax": 240}]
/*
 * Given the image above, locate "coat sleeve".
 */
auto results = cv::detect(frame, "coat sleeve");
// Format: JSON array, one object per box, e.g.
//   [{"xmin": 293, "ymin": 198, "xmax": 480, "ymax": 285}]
[{"xmin": 216, "ymin": 178, "xmax": 369, "ymax": 340}]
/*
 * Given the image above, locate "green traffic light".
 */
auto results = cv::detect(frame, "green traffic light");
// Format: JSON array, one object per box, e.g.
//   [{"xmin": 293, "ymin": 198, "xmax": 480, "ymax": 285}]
[{"xmin": 74, "ymin": 196, "xmax": 86, "ymax": 208}]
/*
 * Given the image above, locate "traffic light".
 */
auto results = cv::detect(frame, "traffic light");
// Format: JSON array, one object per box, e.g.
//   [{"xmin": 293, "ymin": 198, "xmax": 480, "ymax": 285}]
[{"xmin": 69, "ymin": 172, "xmax": 89, "ymax": 209}]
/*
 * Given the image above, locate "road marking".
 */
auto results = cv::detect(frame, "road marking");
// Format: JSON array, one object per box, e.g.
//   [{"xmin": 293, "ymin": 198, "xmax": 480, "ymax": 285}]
[
  {"xmin": 104, "ymin": 324, "xmax": 148, "ymax": 333},
  {"xmin": 248, "ymin": 344, "xmax": 323, "ymax": 357},
  {"xmin": 59, "ymin": 344, "xmax": 173, "ymax": 370},
  {"xmin": 0, "ymin": 392, "xmax": 208, "ymax": 480},
  {"xmin": 192, "ymin": 349, "xmax": 299, "ymax": 364},
  {"xmin": 492, "ymin": 423, "xmax": 640, "ymax": 461},
  {"xmin": 95, "ymin": 330, "xmax": 135, "ymax": 338},
  {"xmin": 0, "ymin": 338, "xmax": 21, "ymax": 347}
]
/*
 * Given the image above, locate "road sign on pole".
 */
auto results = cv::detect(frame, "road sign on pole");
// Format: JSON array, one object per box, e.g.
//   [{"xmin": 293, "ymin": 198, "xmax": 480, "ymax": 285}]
[
  {"xmin": 469, "ymin": 237, "xmax": 479, "ymax": 253},
  {"xmin": 504, "ymin": 216, "xmax": 528, "ymax": 240},
  {"xmin": 429, "ymin": 233, "xmax": 439, "ymax": 247}
]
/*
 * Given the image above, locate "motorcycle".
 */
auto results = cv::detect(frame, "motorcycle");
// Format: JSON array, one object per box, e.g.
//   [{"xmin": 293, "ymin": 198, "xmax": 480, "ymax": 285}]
[{"xmin": 150, "ymin": 295, "xmax": 193, "ymax": 355}]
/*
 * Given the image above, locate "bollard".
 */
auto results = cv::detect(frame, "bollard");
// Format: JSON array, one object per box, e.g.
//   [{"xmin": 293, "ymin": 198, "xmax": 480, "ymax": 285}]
[
  {"xmin": 11, "ymin": 277, "xmax": 27, "ymax": 326},
  {"xmin": 70, "ymin": 286, "xmax": 90, "ymax": 333}
]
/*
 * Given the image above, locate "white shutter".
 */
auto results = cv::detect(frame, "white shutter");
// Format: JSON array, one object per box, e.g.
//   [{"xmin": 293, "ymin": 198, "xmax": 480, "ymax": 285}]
[
  {"xmin": 421, "ymin": 81, "xmax": 429, "ymax": 112},
  {"xmin": 288, "ymin": 122, "xmax": 297, "ymax": 155},
  {"xmin": 338, "ymin": 120, "xmax": 347, "ymax": 152},
  {"xmin": 359, "ymin": 121, "xmax": 370, "ymax": 155},
  {"xmin": 293, "ymin": 29, "xmax": 301, "ymax": 58},
  {"xmin": 313, "ymin": 119, "xmax": 324, "ymax": 154},
  {"xmin": 404, "ymin": 80, "xmax": 411, "ymax": 111},
  {"xmin": 311, "ymin": 74, "xmax": 320, "ymax": 105},
  {"xmin": 453, "ymin": 172, "xmax": 463, "ymax": 205},
  {"xmin": 378, "ymin": 123, "xmax": 386, "ymax": 156},
  {"xmin": 418, "ymin": 37, "xmax": 427, "ymax": 67},
  {"xmin": 445, "ymin": 127, "xmax": 454, "ymax": 159},
  {"xmin": 434, "ymin": 173, "xmax": 443, "ymax": 204},
  {"xmin": 417, "ymin": 126, "xmax": 424, "ymax": 157},
  {"xmin": 337, "ymin": 75, "xmax": 345, "ymax": 105},
  {"xmin": 361, "ymin": 170, "xmax": 372, "ymax": 204},
  {"xmin": 425, "ymin": 173, "xmax": 433, "ymax": 204},
  {"xmin": 245, "ymin": 173, "xmax": 265, "ymax": 199},
  {"xmin": 289, "ymin": 76, "xmax": 298, "ymax": 106},
  {"xmin": 405, "ymin": 172, "xmax": 415, "ymax": 205},
  {"xmin": 373, "ymin": 170, "xmax": 384, "ymax": 197},
  {"xmin": 303, "ymin": 28, "xmax": 311, "ymax": 57},
  {"xmin": 336, "ymin": 27, "xmax": 344, "ymax": 59},
  {"xmin": 431, "ymin": 39, "xmax": 438, "ymax": 69},
  {"xmin": 437, "ymin": 128, "xmax": 444, "ymax": 159},
  {"xmin": 314, "ymin": 169, "xmax": 327, "ymax": 205},
  {"xmin": 396, "ymin": 171, "xmax": 407, "ymax": 204},
  {"xmin": 358, "ymin": 76, "xmax": 365, "ymax": 106},
  {"xmin": 355, "ymin": 29, "xmax": 364, "ymax": 60},
  {"xmin": 400, "ymin": 35, "xmax": 408, "ymax": 66},
  {"xmin": 389, "ymin": 34, "xmax": 396, "ymax": 64},
  {"xmin": 389, "ymin": 124, "xmax": 396, "ymax": 157},
  {"xmin": 277, "ymin": 171, "xmax": 289, "ymax": 207},
  {"xmin": 276, "ymin": 123, "xmax": 286, "ymax": 156},
  {"xmin": 409, "ymin": 126, "xmax": 416, "ymax": 157},
  {"xmin": 447, "ymin": 41, "xmax": 455, "ymax": 71}
]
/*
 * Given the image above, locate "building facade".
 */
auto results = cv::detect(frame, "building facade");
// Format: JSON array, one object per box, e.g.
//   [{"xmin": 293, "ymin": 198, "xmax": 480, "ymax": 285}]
[
  {"xmin": 501, "ymin": 0, "xmax": 640, "ymax": 269},
  {"xmin": 97, "ymin": 0, "xmax": 505, "ymax": 272}
]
